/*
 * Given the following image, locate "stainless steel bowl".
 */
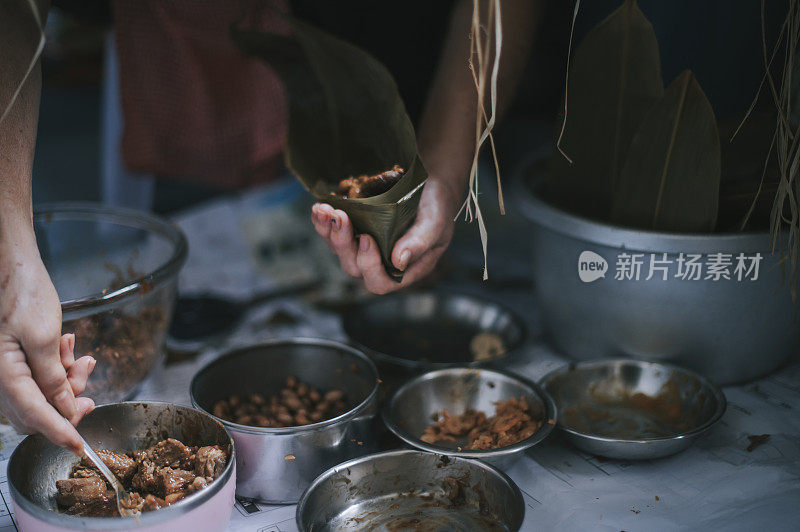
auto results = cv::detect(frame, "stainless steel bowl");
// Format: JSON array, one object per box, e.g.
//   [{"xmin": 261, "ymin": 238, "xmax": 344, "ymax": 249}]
[
  {"xmin": 513, "ymin": 156, "xmax": 800, "ymax": 385},
  {"xmin": 8, "ymin": 402, "xmax": 236, "ymax": 531},
  {"xmin": 342, "ymin": 290, "xmax": 526, "ymax": 374},
  {"xmin": 541, "ymin": 359, "xmax": 727, "ymax": 460},
  {"xmin": 35, "ymin": 203, "xmax": 187, "ymax": 403},
  {"xmin": 190, "ymin": 338, "xmax": 380, "ymax": 504},
  {"xmin": 383, "ymin": 368, "xmax": 556, "ymax": 470},
  {"xmin": 296, "ymin": 449, "xmax": 525, "ymax": 531}
]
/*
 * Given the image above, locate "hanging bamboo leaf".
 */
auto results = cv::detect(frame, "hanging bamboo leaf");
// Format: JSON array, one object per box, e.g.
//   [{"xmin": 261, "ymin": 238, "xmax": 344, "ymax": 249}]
[
  {"xmin": 611, "ymin": 71, "xmax": 721, "ymax": 231},
  {"xmin": 231, "ymin": 18, "xmax": 426, "ymax": 281},
  {"xmin": 548, "ymin": 0, "xmax": 663, "ymax": 220}
]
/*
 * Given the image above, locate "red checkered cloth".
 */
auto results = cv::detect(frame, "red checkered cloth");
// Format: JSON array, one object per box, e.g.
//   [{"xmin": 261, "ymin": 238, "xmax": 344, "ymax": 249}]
[{"xmin": 113, "ymin": 0, "xmax": 289, "ymax": 188}]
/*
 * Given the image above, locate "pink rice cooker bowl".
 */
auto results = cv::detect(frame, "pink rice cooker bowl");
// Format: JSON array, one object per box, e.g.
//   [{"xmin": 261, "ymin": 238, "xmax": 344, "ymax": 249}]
[{"xmin": 7, "ymin": 402, "xmax": 236, "ymax": 532}]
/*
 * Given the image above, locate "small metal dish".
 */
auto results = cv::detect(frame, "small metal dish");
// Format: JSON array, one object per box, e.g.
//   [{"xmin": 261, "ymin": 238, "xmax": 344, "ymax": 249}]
[
  {"xmin": 191, "ymin": 338, "xmax": 380, "ymax": 503},
  {"xmin": 296, "ymin": 449, "xmax": 525, "ymax": 531},
  {"xmin": 342, "ymin": 290, "xmax": 526, "ymax": 373},
  {"xmin": 541, "ymin": 359, "xmax": 727, "ymax": 460},
  {"xmin": 383, "ymin": 368, "xmax": 557, "ymax": 470}
]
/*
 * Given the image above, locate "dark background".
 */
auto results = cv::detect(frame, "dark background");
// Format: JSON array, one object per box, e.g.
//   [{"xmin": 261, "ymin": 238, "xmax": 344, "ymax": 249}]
[{"xmin": 35, "ymin": 1, "xmax": 781, "ymax": 210}]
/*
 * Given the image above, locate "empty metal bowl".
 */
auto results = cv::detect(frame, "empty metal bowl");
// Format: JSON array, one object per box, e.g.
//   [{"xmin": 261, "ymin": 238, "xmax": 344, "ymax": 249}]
[
  {"xmin": 342, "ymin": 290, "xmax": 526, "ymax": 374},
  {"xmin": 383, "ymin": 368, "xmax": 557, "ymax": 470},
  {"xmin": 190, "ymin": 338, "xmax": 380, "ymax": 504},
  {"xmin": 8, "ymin": 402, "xmax": 236, "ymax": 531},
  {"xmin": 541, "ymin": 359, "xmax": 727, "ymax": 460},
  {"xmin": 296, "ymin": 449, "xmax": 525, "ymax": 531}
]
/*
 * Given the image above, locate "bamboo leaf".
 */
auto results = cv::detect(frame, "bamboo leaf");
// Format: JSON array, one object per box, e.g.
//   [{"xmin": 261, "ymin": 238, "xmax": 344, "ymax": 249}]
[
  {"xmin": 231, "ymin": 18, "xmax": 426, "ymax": 280},
  {"xmin": 548, "ymin": 0, "xmax": 663, "ymax": 219},
  {"xmin": 612, "ymin": 71, "xmax": 721, "ymax": 232}
]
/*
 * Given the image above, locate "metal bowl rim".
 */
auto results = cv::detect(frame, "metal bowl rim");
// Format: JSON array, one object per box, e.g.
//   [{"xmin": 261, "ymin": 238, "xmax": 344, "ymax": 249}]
[
  {"xmin": 510, "ymin": 150, "xmax": 772, "ymax": 254},
  {"xmin": 190, "ymin": 337, "xmax": 380, "ymax": 435},
  {"xmin": 382, "ymin": 367, "xmax": 557, "ymax": 459},
  {"xmin": 35, "ymin": 202, "xmax": 188, "ymax": 312},
  {"xmin": 539, "ymin": 359, "xmax": 728, "ymax": 444},
  {"xmin": 342, "ymin": 288, "xmax": 528, "ymax": 370},
  {"xmin": 295, "ymin": 449, "xmax": 525, "ymax": 532},
  {"xmin": 8, "ymin": 401, "xmax": 236, "ymax": 529}
]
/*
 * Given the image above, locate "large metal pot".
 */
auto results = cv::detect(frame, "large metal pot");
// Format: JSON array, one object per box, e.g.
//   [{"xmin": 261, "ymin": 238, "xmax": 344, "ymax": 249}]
[
  {"xmin": 514, "ymin": 157, "xmax": 800, "ymax": 384},
  {"xmin": 190, "ymin": 338, "xmax": 380, "ymax": 504}
]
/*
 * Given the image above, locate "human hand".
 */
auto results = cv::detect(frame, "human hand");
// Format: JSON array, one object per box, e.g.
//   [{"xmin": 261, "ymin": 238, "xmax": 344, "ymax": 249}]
[
  {"xmin": 0, "ymin": 244, "xmax": 96, "ymax": 455},
  {"xmin": 310, "ymin": 177, "xmax": 461, "ymax": 294}
]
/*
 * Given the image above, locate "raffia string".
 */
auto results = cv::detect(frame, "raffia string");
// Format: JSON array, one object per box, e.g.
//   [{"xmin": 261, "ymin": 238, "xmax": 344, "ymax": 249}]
[
  {"xmin": 0, "ymin": 0, "xmax": 45, "ymax": 125},
  {"xmin": 753, "ymin": 0, "xmax": 800, "ymax": 305},
  {"xmin": 555, "ymin": 0, "xmax": 582, "ymax": 164},
  {"xmin": 459, "ymin": 0, "xmax": 503, "ymax": 280}
]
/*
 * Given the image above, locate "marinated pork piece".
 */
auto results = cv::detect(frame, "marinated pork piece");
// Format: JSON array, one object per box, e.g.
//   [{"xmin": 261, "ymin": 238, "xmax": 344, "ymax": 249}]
[
  {"xmin": 80, "ymin": 449, "xmax": 138, "ymax": 484},
  {"xmin": 141, "ymin": 494, "xmax": 167, "ymax": 512},
  {"xmin": 64, "ymin": 499, "xmax": 119, "ymax": 517},
  {"xmin": 56, "ymin": 475, "xmax": 113, "ymax": 507},
  {"xmin": 131, "ymin": 459, "xmax": 158, "ymax": 494},
  {"xmin": 141, "ymin": 438, "xmax": 196, "ymax": 469},
  {"xmin": 194, "ymin": 446, "xmax": 227, "ymax": 479},
  {"xmin": 57, "ymin": 437, "xmax": 230, "ymax": 517},
  {"xmin": 421, "ymin": 397, "xmax": 541, "ymax": 450},
  {"xmin": 334, "ymin": 165, "xmax": 405, "ymax": 199},
  {"xmin": 156, "ymin": 467, "xmax": 196, "ymax": 497}
]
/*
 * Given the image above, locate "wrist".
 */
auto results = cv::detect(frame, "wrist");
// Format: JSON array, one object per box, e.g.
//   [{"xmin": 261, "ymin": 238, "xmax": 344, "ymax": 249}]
[
  {"xmin": 425, "ymin": 173, "xmax": 465, "ymax": 220},
  {"xmin": 0, "ymin": 202, "xmax": 36, "ymax": 254}
]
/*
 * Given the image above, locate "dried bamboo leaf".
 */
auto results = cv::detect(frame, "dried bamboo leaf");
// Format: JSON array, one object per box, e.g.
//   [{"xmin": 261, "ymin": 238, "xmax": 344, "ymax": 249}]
[
  {"xmin": 612, "ymin": 71, "xmax": 721, "ymax": 232},
  {"xmin": 549, "ymin": 0, "xmax": 663, "ymax": 219},
  {"xmin": 231, "ymin": 18, "xmax": 426, "ymax": 280}
]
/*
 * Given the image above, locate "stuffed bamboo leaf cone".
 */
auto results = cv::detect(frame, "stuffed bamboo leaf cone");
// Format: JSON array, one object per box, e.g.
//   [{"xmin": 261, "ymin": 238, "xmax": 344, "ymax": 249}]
[{"xmin": 232, "ymin": 18, "xmax": 427, "ymax": 281}]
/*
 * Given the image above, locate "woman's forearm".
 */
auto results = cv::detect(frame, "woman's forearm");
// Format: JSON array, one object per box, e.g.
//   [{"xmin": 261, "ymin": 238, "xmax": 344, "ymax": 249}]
[
  {"xmin": 0, "ymin": 63, "xmax": 40, "ymax": 229},
  {"xmin": 0, "ymin": 0, "xmax": 47, "ymax": 237},
  {"xmin": 417, "ymin": 0, "xmax": 542, "ymax": 210}
]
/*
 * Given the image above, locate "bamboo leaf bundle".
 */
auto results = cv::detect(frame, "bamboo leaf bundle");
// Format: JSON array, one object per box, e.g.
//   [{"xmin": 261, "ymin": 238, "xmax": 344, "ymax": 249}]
[
  {"xmin": 549, "ymin": 0, "xmax": 663, "ymax": 220},
  {"xmin": 232, "ymin": 18, "xmax": 427, "ymax": 281},
  {"xmin": 612, "ymin": 71, "xmax": 721, "ymax": 231}
]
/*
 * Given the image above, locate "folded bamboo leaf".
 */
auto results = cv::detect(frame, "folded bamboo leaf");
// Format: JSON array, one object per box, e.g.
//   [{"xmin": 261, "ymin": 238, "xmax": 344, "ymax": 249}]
[
  {"xmin": 231, "ymin": 18, "xmax": 427, "ymax": 281},
  {"xmin": 611, "ymin": 71, "xmax": 721, "ymax": 231},
  {"xmin": 548, "ymin": 0, "xmax": 663, "ymax": 219}
]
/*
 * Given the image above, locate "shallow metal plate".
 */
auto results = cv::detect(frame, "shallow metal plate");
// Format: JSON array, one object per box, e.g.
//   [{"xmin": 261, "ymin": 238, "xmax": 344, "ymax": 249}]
[{"xmin": 542, "ymin": 359, "xmax": 727, "ymax": 460}]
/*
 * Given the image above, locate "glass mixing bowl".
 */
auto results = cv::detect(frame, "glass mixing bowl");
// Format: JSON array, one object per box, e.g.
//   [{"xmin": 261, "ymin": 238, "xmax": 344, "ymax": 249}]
[{"xmin": 34, "ymin": 202, "xmax": 187, "ymax": 404}]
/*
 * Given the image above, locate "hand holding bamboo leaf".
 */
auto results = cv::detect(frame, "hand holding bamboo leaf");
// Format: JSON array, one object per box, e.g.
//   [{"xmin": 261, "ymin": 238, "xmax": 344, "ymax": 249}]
[{"xmin": 311, "ymin": 178, "xmax": 460, "ymax": 294}]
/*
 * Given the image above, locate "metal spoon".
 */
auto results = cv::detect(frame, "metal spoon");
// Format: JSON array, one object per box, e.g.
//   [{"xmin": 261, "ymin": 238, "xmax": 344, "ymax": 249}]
[{"xmin": 78, "ymin": 435, "xmax": 140, "ymax": 518}]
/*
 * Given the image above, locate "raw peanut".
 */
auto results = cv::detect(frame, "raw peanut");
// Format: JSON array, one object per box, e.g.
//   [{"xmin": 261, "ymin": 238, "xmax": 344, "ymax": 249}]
[{"xmin": 324, "ymin": 390, "xmax": 344, "ymax": 402}]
